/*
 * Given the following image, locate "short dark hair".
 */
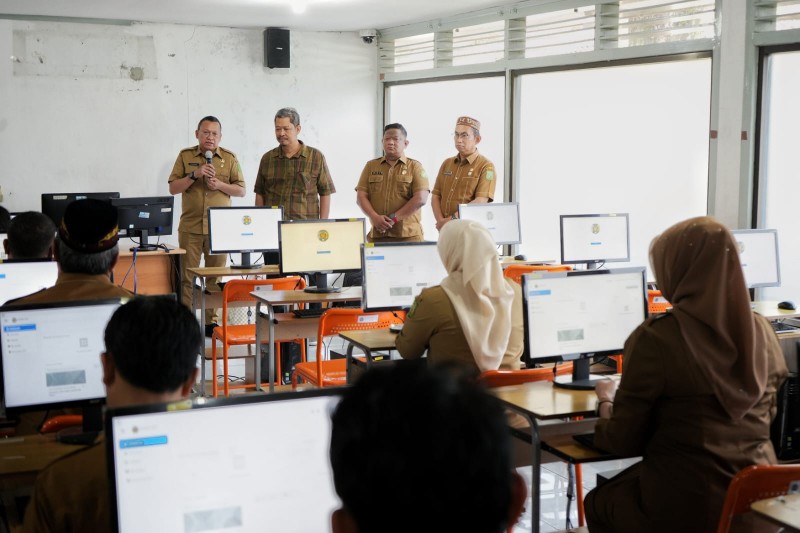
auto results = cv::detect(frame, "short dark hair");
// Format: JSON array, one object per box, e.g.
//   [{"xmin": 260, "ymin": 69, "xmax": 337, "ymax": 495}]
[
  {"xmin": 197, "ymin": 116, "xmax": 221, "ymax": 131},
  {"xmin": 383, "ymin": 123, "xmax": 407, "ymax": 138},
  {"xmin": 7, "ymin": 211, "xmax": 56, "ymax": 259},
  {"xmin": 104, "ymin": 296, "xmax": 201, "ymax": 393},
  {"xmin": 0, "ymin": 206, "xmax": 10, "ymax": 233},
  {"xmin": 329, "ymin": 362, "xmax": 515, "ymax": 533}
]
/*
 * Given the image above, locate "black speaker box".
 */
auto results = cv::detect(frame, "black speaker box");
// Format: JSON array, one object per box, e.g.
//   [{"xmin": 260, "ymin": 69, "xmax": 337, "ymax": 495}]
[{"xmin": 264, "ymin": 28, "xmax": 290, "ymax": 69}]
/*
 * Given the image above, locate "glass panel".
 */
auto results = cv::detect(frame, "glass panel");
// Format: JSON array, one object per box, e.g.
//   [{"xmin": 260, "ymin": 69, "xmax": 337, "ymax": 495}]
[
  {"xmin": 452, "ymin": 21, "xmax": 505, "ymax": 66},
  {"xmin": 525, "ymin": 7, "xmax": 596, "ymax": 58}
]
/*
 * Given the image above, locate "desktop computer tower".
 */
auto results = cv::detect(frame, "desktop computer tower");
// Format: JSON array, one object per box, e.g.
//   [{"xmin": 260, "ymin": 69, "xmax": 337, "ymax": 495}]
[{"xmin": 771, "ymin": 370, "xmax": 800, "ymax": 461}]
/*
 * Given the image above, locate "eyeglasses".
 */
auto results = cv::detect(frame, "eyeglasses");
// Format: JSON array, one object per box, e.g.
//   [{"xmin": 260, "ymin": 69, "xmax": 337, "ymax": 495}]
[{"xmin": 453, "ymin": 132, "xmax": 473, "ymax": 140}]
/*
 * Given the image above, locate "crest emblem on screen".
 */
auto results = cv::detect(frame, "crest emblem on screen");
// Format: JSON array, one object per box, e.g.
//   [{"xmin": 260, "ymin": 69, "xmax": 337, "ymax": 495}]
[
  {"xmin": 486, "ymin": 212, "xmax": 494, "ymax": 221},
  {"xmin": 592, "ymin": 224, "xmax": 600, "ymax": 234},
  {"xmin": 737, "ymin": 240, "xmax": 745, "ymax": 254},
  {"xmin": 318, "ymin": 230, "xmax": 329, "ymax": 242},
  {"xmin": 242, "ymin": 216, "xmax": 252, "ymax": 225}
]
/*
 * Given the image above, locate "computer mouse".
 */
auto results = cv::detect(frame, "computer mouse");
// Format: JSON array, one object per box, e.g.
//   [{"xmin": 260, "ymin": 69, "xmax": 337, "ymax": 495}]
[
  {"xmin": 389, "ymin": 324, "xmax": 404, "ymax": 333},
  {"xmin": 514, "ymin": 254, "xmax": 527, "ymax": 261},
  {"xmin": 778, "ymin": 301, "xmax": 796, "ymax": 311}
]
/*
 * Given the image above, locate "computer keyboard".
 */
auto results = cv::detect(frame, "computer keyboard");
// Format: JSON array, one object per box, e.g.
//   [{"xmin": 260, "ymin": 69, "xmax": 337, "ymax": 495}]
[
  {"xmin": 772, "ymin": 321, "xmax": 798, "ymax": 333},
  {"xmin": 292, "ymin": 308, "xmax": 326, "ymax": 319}
]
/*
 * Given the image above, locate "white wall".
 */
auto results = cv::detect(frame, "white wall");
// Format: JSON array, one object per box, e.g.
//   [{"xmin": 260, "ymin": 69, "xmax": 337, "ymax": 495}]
[{"xmin": 0, "ymin": 20, "xmax": 377, "ymax": 242}]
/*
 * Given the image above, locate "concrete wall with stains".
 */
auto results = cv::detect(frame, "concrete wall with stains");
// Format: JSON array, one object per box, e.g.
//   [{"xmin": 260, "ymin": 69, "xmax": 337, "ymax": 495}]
[{"xmin": 0, "ymin": 19, "xmax": 379, "ymax": 245}]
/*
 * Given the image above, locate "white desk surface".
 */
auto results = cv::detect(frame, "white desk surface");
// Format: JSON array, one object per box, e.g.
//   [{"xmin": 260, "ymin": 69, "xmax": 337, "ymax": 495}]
[
  {"xmin": 753, "ymin": 301, "xmax": 800, "ymax": 320},
  {"xmin": 751, "ymin": 493, "xmax": 800, "ymax": 531},
  {"xmin": 250, "ymin": 286, "xmax": 362, "ymax": 306}
]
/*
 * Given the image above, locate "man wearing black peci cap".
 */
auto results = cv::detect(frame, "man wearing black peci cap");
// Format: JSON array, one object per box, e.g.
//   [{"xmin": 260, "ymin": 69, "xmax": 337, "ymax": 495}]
[{"xmin": 7, "ymin": 198, "xmax": 134, "ymax": 305}]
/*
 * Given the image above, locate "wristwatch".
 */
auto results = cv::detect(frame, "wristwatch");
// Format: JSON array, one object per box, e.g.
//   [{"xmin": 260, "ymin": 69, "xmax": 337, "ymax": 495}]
[
  {"xmin": 187, "ymin": 172, "xmax": 198, "ymax": 181},
  {"xmin": 388, "ymin": 213, "xmax": 398, "ymax": 224}
]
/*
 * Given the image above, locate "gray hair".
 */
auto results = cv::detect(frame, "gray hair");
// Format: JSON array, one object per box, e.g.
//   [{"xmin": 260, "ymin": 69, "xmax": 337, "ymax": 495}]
[
  {"xmin": 57, "ymin": 238, "xmax": 119, "ymax": 275},
  {"xmin": 275, "ymin": 107, "xmax": 300, "ymax": 127}
]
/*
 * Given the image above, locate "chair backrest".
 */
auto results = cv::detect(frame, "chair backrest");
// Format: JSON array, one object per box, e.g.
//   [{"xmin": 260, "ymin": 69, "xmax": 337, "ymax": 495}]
[
  {"xmin": 503, "ymin": 264, "xmax": 573, "ymax": 285},
  {"xmin": 220, "ymin": 277, "xmax": 306, "ymax": 321},
  {"xmin": 647, "ymin": 289, "xmax": 671, "ymax": 315},
  {"xmin": 316, "ymin": 308, "xmax": 405, "ymax": 360},
  {"xmin": 478, "ymin": 362, "xmax": 574, "ymax": 388},
  {"xmin": 39, "ymin": 414, "xmax": 83, "ymax": 434},
  {"xmin": 716, "ymin": 464, "xmax": 800, "ymax": 533}
]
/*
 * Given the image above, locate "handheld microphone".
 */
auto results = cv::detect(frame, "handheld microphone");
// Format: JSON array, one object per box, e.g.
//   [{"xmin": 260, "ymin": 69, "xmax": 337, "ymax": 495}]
[{"xmin": 204, "ymin": 150, "xmax": 213, "ymax": 164}]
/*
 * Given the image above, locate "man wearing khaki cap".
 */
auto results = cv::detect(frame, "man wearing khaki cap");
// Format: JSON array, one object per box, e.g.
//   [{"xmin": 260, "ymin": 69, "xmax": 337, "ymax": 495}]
[
  {"xmin": 431, "ymin": 116, "xmax": 497, "ymax": 231},
  {"xmin": 8, "ymin": 198, "xmax": 134, "ymax": 305}
]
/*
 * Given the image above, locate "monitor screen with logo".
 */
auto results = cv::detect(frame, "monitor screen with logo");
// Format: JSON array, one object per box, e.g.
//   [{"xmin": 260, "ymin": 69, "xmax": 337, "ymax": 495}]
[
  {"xmin": 560, "ymin": 213, "xmax": 630, "ymax": 268},
  {"xmin": 209, "ymin": 206, "xmax": 283, "ymax": 269},
  {"xmin": 458, "ymin": 202, "xmax": 521, "ymax": 245}
]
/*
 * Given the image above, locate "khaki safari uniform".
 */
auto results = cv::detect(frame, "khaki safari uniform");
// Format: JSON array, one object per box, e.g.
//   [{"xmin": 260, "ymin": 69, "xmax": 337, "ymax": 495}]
[
  {"xmin": 8, "ymin": 272, "xmax": 133, "ymax": 306},
  {"xmin": 355, "ymin": 155, "xmax": 429, "ymax": 242},
  {"xmin": 23, "ymin": 437, "xmax": 108, "ymax": 533},
  {"xmin": 584, "ymin": 313, "xmax": 787, "ymax": 533},
  {"xmin": 253, "ymin": 141, "xmax": 336, "ymax": 220},
  {"xmin": 432, "ymin": 151, "xmax": 496, "ymax": 219},
  {"xmin": 168, "ymin": 145, "xmax": 245, "ymax": 320},
  {"xmin": 395, "ymin": 282, "xmax": 523, "ymax": 373}
]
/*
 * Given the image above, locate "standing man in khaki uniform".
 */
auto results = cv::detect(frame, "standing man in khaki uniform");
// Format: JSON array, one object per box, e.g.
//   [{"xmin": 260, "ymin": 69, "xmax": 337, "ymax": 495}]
[
  {"xmin": 431, "ymin": 116, "xmax": 497, "ymax": 232},
  {"xmin": 355, "ymin": 123, "xmax": 429, "ymax": 243},
  {"xmin": 254, "ymin": 107, "xmax": 336, "ymax": 220},
  {"xmin": 168, "ymin": 116, "xmax": 246, "ymax": 335}
]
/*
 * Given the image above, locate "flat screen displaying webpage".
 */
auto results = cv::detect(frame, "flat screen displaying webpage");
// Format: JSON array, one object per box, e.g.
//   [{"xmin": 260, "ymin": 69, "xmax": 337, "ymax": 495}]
[
  {"xmin": 0, "ymin": 261, "xmax": 59, "ymax": 306},
  {"xmin": 560, "ymin": 213, "xmax": 630, "ymax": 265},
  {"xmin": 279, "ymin": 219, "xmax": 365, "ymax": 275},
  {"xmin": 362, "ymin": 243, "xmax": 448, "ymax": 311},
  {"xmin": 458, "ymin": 202, "xmax": 521, "ymax": 245},
  {"xmin": 208, "ymin": 207, "xmax": 283, "ymax": 254},
  {"xmin": 107, "ymin": 391, "xmax": 341, "ymax": 533},
  {"xmin": 731, "ymin": 229, "xmax": 781, "ymax": 289},
  {"xmin": 0, "ymin": 300, "xmax": 122, "ymax": 411},
  {"xmin": 522, "ymin": 267, "xmax": 646, "ymax": 364}
]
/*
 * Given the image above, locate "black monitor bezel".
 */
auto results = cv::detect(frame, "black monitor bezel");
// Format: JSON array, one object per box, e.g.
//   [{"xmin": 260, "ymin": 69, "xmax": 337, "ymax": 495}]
[
  {"xmin": 559, "ymin": 213, "xmax": 631, "ymax": 266},
  {"xmin": 41, "ymin": 192, "xmax": 120, "ymax": 226},
  {"xmin": 111, "ymin": 196, "xmax": 175, "ymax": 239}
]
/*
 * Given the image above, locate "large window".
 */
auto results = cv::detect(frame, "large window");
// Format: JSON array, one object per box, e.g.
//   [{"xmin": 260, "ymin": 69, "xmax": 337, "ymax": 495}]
[
  {"xmin": 516, "ymin": 57, "xmax": 711, "ymax": 280},
  {"xmin": 386, "ymin": 77, "xmax": 506, "ymax": 241},
  {"xmin": 757, "ymin": 48, "xmax": 800, "ymax": 302}
]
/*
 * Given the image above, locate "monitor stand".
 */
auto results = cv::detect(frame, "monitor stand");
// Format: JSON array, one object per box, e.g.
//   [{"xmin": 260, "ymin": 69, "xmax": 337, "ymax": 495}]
[
  {"xmin": 56, "ymin": 403, "xmax": 103, "ymax": 446},
  {"xmin": 230, "ymin": 252, "xmax": 261, "ymax": 270},
  {"xmin": 130, "ymin": 230, "xmax": 159, "ymax": 252},
  {"xmin": 304, "ymin": 272, "xmax": 341, "ymax": 294},
  {"xmin": 552, "ymin": 357, "xmax": 606, "ymax": 391}
]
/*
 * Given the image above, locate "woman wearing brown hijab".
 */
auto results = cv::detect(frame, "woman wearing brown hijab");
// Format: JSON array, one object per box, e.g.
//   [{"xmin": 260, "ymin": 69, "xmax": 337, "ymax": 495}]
[{"xmin": 584, "ymin": 216, "xmax": 788, "ymax": 533}]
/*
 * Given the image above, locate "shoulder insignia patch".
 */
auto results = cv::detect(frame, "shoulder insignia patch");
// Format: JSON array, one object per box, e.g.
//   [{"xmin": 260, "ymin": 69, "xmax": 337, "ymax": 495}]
[
  {"xmin": 485, "ymin": 169, "xmax": 495, "ymax": 181},
  {"xmin": 407, "ymin": 298, "xmax": 419, "ymax": 319}
]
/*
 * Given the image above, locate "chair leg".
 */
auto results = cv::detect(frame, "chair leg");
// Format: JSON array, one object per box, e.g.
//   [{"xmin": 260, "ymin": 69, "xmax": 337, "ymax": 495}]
[
  {"xmin": 211, "ymin": 334, "xmax": 218, "ymax": 398},
  {"xmin": 576, "ymin": 463, "xmax": 585, "ymax": 527},
  {"xmin": 275, "ymin": 342, "xmax": 283, "ymax": 386},
  {"xmin": 223, "ymin": 342, "xmax": 230, "ymax": 397}
]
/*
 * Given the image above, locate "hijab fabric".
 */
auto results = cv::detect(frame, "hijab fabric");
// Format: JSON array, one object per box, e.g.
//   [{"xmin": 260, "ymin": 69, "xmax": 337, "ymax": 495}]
[
  {"xmin": 649, "ymin": 216, "xmax": 767, "ymax": 420},
  {"xmin": 438, "ymin": 219, "xmax": 515, "ymax": 372}
]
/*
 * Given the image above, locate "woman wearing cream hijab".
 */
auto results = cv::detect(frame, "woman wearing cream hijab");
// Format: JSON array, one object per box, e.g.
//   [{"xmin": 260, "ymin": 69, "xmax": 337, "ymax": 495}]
[
  {"xmin": 584, "ymin": 216, "xmax": 788, "ymax": 533},
  {"xmin": 395, "ymin": 219, "xmax": 523, "ymax": 372}
]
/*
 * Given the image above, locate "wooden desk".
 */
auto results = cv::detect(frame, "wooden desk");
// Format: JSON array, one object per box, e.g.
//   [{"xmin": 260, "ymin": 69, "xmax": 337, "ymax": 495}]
[
  {"xmin": 0, "ymin": 434, "xmax": 86, "ymax": 490},
  {"xmin": 753, "ymin": 301, "xmax": 800, "ymax": 320},
  {"xmin": 114, "ymin": 247, "xmax": 185, "ymax": 295},
  {"xmin": 252, "ymin": 288, "xmax": 362, "ymax": 393},
  {"xmin": 751, "ymin": 493, "xmax": 800, "ymax": 531},
  {"xmin": 339, "ymin": 329, "xmax": 399, "ymax": 383}
]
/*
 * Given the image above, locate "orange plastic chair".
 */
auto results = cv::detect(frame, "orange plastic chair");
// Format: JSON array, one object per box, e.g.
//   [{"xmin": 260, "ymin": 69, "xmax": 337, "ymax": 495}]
[
  {"xmin": 716, "ymin": 464, "xmax": 800, "ymax": 533},
  {"xmin": 648, "ymin": 289, "xmax": 671, "ymax": 315},
  {"xmin": 292, "ymin": 308, "xmax": 405, "ymax": 388},
  {"xmin": 503, "ymin": 264, "xmax": 573, "ymax": 285},
  {"xmin": 478, "ymin": 362, "xmax": 588, "ymax": 528},
  {"xmin": 39, "ymin": 414, "xmax": 83, "ymax": 434},
  {"xmin": 211, "ymin": 277, "xmax": 307, "ymax": 397}
]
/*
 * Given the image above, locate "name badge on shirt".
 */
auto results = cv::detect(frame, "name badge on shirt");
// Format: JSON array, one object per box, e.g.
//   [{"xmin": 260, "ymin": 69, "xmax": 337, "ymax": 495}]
[{"xmin": 444, "ymin": 171, "xmax": 453, "ymax": 176}]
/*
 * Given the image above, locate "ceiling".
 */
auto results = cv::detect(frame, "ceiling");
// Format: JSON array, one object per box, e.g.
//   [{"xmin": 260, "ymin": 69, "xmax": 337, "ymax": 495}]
[{"xmin": 0, "ymin": 0, "xmax": 511, "ymax": 32}]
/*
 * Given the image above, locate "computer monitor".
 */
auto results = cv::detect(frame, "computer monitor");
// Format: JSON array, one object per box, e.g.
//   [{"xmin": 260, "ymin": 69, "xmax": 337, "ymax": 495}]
[
  {"xmin": 522, "ymin": 267, "xmax": 647, "ymax": 390},
  {"xmin": 208, "ymin": 206, "xmax": 283, "ymax": 269},
  {"xmin": 730, "ymin": 229, "xmax": 781, "ymax": 289},
  {"xmin": 0, "ymin": 260, "xmax": 59, "ymax": 305},
  {"xmin": 361, "ymin": 242, "xmax": 448, "ymax": 312},
  {"xmin": 0, "ymin": 233, "xmax": 6, "ymax": 261},
  {"xmin": 278, "ymin": 219, "xmax": 365, "ymax": 293},
  {"xmin": 111, "ymin": 197, "xmax": 175, "ymax": 252},
  {"xmin": 106, "ymin": 389, "xmax": 341, "ymax": 533},
  {"xmin": 457, "ymin": 202, "xmax": 521, "ymax": 245},
  {"xmin": 41, "ymin": 192, "xmax": 120, "ymax": 226},
  {"xmin": 0, "ymin": 299, "xmax": 124, "ymax": 443},
  {"xmin": 560, "ymin": 213, "xmax": 630, "ymax": 269}
]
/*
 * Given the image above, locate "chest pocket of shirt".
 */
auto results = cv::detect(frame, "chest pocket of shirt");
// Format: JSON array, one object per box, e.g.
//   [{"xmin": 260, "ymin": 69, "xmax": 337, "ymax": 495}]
[
  {"xmin": 215, "ymin": 165, "xmax": 232, "ymax": 184},
  {"xmin": 297, "ymin": 171, "xmax": 318, "ymax": 193},
  {"xmin": 457, "ymin": 176, "xmax": 480, "ymax": 198},
  {"xmin": 368, "ymin": 174, "xmax": 384, "ymax": 194},
  {"xmin": 394, "ymin": 172, "xmax": 413, "ymax": 197}
]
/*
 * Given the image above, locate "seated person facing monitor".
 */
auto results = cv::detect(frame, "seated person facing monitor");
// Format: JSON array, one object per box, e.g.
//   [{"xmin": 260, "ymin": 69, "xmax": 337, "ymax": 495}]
[
  {"xmin": 329, "ymin": 361, "xmax": 527, "ymax": 533},
  {"xmin": 23, "ymin": 295, "xmax": 202, "ymax": 533},
  {"xmin": 395, "ymin": 219, "xmax": 523, "ymax": 373},
  {"xmin": 584, "ymin": 216, "xmax": 788, "ymax": 533},
  {"xmin": 7, "ymin": 199, "xmax": 133, "ymax": 306},
  {"xmin": 3, "ymin": 211, "xmax": 56, "ymax": 261}
]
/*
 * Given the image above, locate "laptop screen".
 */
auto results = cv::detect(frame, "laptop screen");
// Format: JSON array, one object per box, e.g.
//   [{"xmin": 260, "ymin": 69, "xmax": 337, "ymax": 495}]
[
  {"xmin": 0, "ymin": 261, "xmax": 59, "ymax": 305},
  {"xmin": 106, "ymin": 390, "xmax": 341, "ymax": 533}
]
